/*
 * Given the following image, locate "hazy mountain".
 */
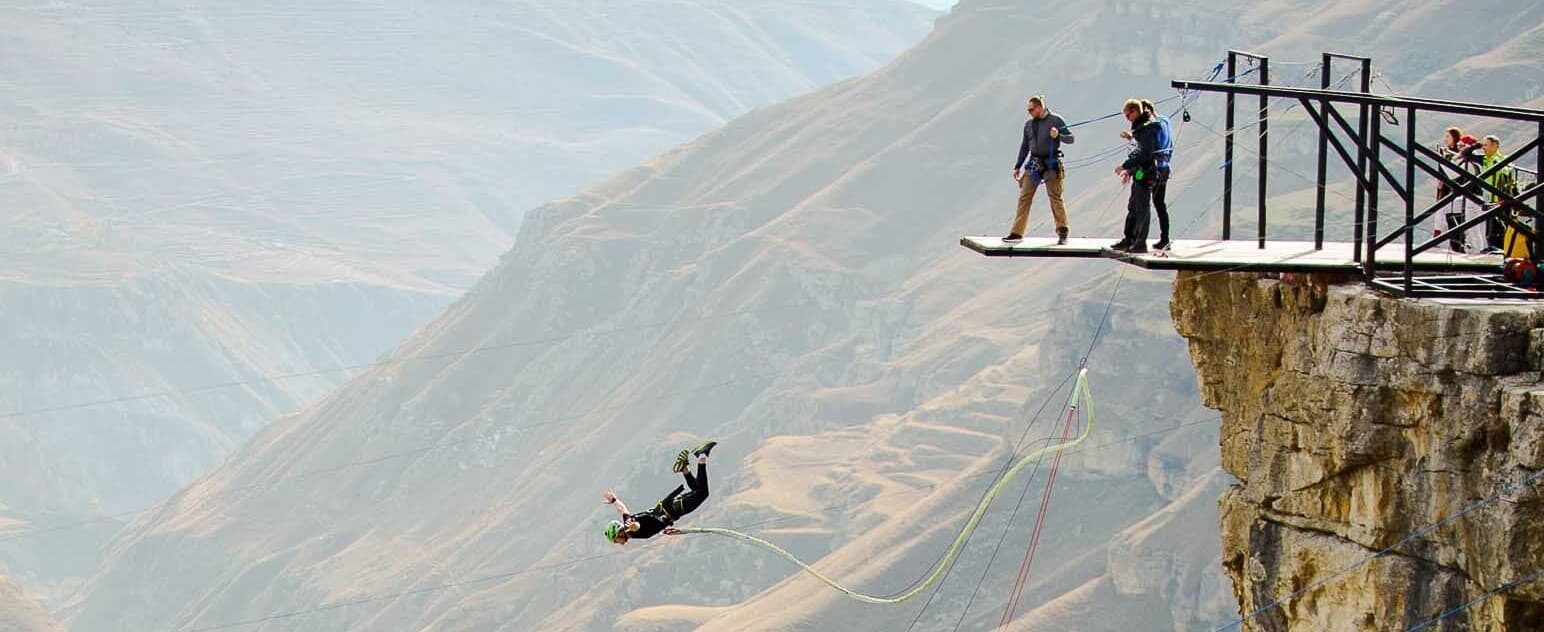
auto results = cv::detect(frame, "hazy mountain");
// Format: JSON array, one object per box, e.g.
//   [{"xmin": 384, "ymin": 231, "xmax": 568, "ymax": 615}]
[
  {"xmin": 0, "ymin": 575, "xmax": 59, "ymax": 632},
  {"xmin": 0, "ymin": 0, "xmax": 937, "ymax": 598},
  {"xmin": 62, "ymin": 0, "xmax": 1544, "ymax": 630}
]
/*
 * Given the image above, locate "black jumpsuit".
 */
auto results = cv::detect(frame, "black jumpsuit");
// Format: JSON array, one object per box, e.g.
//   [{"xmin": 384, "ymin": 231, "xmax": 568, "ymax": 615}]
[{"xmin": 625, "ymin": 462, "xmax": 710, "ymax": 539}]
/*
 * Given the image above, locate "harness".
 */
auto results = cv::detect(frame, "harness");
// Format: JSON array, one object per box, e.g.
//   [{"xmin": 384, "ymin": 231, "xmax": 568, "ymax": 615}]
[
  {"xmin": 1025, "ymin": 118, "xmax": 1065, "ymax": 184},
  {"xmin": 655, "ymin": 485, "xmax": 687, "ymax": 522},
  {"xmin": 1153, "ymin": 116, "xmax": 1173, "ymax": 170}
]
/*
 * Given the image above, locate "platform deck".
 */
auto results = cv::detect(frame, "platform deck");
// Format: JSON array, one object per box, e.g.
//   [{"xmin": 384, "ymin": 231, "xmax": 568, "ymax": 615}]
[{"xmin": 960, "ymin": 236, "xmax": 1501, "ymax": 273}]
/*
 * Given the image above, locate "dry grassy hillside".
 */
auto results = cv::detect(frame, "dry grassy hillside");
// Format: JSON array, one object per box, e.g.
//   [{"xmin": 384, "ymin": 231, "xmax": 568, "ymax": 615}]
[
  {"xmin": 64, "ymin": 0, "xmax": 1543, "ymax": 630},
  {"xmin": 0, "ymin": 0, "xmax": 936, "ymax": 599}
]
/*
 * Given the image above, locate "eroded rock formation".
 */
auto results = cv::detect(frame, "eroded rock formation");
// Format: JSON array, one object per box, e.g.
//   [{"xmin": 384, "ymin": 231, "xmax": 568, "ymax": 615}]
[{"xmin": 1173, "ymin": 271, "xmax": 1544, "ymax": 630}]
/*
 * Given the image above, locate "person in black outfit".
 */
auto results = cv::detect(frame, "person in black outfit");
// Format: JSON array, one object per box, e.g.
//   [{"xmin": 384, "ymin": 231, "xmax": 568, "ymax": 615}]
[
  {"xmin": 602, "ymin": 441, "xmax": 717, "ymax": 545},
  {"xmin": 1111, "ymin": 99, "xmax": 1163, "ymax": 253}
]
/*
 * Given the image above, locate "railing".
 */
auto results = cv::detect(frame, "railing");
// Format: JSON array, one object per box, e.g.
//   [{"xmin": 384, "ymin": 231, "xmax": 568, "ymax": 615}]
[{"xmin": 1173, "ymin": 55, "xmax": 1544, "ymax": 298}]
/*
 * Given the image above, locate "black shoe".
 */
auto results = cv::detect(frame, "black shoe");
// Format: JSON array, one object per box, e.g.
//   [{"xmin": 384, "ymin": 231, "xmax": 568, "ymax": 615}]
[
  {"xmin": 1003, "ymin": 234, "xmax": 1023, "ymax": 243},
  {"xmin": 1153, "ymin": 237, "xmax": 1171, "ymax": 250},
  {"xmin": 1109, "ymin": 241, "xmax": 1130, "ymax": 251},
  {"xmin": 1126, "ymin": 246, "xmax": 1150, "ymax": 254},
  {"xmin": 692, "ymin": 441, "xmax": 718, "ymax": 459},
  {"xmin": 672, "ymin": 449, "xmax": 690, "ymax": 473}
]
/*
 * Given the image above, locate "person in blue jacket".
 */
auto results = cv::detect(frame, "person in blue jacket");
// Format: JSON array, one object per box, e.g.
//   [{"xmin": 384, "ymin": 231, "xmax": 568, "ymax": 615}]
[
  {"xmin": 1121, "ymin": 99, "xmax": 1173, "ymax": 250},
  {"xmin": 1111, "ymin": 99, "xmax": 1164, "ymax": 254}
]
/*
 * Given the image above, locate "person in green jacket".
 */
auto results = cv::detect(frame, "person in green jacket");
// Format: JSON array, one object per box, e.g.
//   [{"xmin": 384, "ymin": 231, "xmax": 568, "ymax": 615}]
[{"xmin": 1479, "ymin": 135, "xmax": 1521, "ymax": 253}]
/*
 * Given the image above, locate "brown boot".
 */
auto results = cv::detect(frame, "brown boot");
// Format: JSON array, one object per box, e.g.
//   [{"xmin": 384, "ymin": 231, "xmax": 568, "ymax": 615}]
[{"xmin": 1056, "ymin": 227, "xmax": 1069, "ymax": 245}]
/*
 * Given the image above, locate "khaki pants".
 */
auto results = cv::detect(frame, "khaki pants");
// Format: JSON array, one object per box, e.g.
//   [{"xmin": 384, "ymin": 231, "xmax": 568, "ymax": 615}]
[{"xmin": 1011, "ymin": 167, "xmax": 1068, "ymax": 235}]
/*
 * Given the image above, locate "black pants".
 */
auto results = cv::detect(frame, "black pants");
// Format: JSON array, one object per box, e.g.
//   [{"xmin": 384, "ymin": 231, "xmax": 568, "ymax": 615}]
[
  {"xmin": 1124, "ymin": 180, "xmax": 1153, "ymax": 247},
  {"xmin": 1152, "ymin": 167, "xmax": 1171, "ymax": 239},
  {"xmin": 1486, "ymin": 208, "xmax": 1506, "ymax": 251},
  {"xmin": 1443, "ymin": 205, "xmax": 1469, "ymax": 253},
  {"xmin": 660, "ymin": 462, "xmax": 709, "ymax": 520}
]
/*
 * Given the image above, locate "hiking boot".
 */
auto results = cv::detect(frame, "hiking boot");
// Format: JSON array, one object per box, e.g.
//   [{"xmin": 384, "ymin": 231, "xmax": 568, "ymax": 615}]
[
  {"xmin": 672, "ymin": 449, "xmax": 690, "ymax": 473},
  {"xmin": 692, "ymin": 441, "xmax": 718, "ymax": 459},
  {"xmin": 1002, "ymin": 233, "xmax": 1023, "ymax": 243},
  {"xmin": 1152, "ymin": 237, "xmax": 1171, "ymax": 250},
  {"xmin": 1055, "ymin": 227, "xmax": 1069, "ymax": 245}
]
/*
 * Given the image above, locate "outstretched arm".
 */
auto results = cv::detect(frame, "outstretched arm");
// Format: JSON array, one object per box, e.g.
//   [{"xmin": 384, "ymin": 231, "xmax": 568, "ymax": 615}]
[
  {"xmin": 1053, "ymin": 115, "xmax": 1075, "ymax": 145},
  {"xmin": 602, "ymin": 490, "xmax": 630, "ymax": 518}
]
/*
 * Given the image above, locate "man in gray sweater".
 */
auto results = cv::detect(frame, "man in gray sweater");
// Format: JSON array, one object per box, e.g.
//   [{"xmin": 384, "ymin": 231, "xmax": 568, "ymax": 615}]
[{"xmin": 1006, "ymin": 95, "xmax": 1076, "ymax": 244}]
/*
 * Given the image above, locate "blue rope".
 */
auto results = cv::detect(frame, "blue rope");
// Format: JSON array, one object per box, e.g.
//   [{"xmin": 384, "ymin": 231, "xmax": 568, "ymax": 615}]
[
  {"xmin": 1064, "ymin": 65, "xmax": 1259, "ymax": 130},
  {"xmin": 1217, "ymin": 466, "xmax": 1544, "ymax": 630}
]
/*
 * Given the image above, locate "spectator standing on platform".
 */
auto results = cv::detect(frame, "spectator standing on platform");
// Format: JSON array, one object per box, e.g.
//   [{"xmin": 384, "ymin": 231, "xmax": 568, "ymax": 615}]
[
  {"xmin": 1434, "ymin": 127, "xmax": 1474, "ymax": 252},
  {"xmin": 1111, "ymin": 99, "xmax": 1162, "ymax": 254},
  {"xmin": 1122, "ymin": 99, "xmax": 1174, "ymax": 250},
  {"xmin": 1005, "ymin": 95, "xmax": 1076, "ymax": 244},
  {"xmin": 1478, "ymin": 135, "xmax": 1521, "ymax": 253}
]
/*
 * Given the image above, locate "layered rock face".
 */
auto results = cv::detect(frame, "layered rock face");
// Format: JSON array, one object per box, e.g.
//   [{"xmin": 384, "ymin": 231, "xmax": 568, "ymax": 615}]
[{"xmin": 1172, "ymin": 271, "xmax": 1544, "ymax": 630}]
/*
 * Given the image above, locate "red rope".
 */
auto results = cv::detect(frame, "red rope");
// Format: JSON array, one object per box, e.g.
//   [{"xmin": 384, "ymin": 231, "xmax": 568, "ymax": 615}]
[{"xmin": 999, "ymin": 405, "xmax": 1079, "ymax": 629}]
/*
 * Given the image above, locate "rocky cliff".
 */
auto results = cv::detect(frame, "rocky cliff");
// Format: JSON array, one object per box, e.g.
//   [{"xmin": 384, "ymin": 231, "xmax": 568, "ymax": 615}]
[{"xmin": 1173, "ymin": 271, "xmax": 1544, "ymax": 630}]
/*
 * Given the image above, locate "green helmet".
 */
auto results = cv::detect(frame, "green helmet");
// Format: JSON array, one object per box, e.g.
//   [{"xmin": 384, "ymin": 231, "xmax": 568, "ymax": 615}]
[{"xmin": 605, "ymin": 520, "xmax": 624, "ymax": 542}]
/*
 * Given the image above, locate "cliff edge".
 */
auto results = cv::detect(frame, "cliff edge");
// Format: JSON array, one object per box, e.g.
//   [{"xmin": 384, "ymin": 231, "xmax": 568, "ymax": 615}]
[{"xmin": 1172, "ymin": 271, "xmax": 1544, "ymax": 630}]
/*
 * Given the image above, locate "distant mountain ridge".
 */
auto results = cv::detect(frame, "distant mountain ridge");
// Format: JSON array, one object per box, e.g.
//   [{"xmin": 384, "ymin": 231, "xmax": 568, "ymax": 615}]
[
  {"xmin": 62, "ymin": 0, "xmax": 1544, "ymax": 630},
  {"xmin": 0, "ymin": 0, "xmax": 937, "ymax": 600}
]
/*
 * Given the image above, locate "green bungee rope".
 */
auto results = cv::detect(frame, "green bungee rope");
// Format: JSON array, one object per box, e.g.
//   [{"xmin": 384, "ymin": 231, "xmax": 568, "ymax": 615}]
[{"xmin": 675, "ymin": 368, "xmax": 1095, "ymax": 604}]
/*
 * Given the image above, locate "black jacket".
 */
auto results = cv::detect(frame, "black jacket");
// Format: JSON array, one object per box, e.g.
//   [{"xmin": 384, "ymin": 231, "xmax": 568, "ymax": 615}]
[
  {"xmin": 1015, "ymin": 111, "xmax": 1075, "ymax": 169},
  {"xmin": 1121, "ymin": 114, "xmax": 1163, "ymax": 178}
]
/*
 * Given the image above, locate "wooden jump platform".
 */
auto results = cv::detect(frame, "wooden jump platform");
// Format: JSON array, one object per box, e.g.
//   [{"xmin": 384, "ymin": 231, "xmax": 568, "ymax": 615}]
[{"xmin": 959, "ymin": 236, "xmax": 1502, "ymax": 273}]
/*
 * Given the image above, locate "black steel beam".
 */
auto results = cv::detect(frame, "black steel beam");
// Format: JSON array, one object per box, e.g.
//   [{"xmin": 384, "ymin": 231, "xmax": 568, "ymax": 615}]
[
  {"xmin": 1405, "ymin": 139, "xmax": 1544, "ymax": 215},
  {"xmin": 1410, "ymin": 186, "xmax": 1543, "ymax": 254},
  {"xmin": 1319, "ymin": 106, "xmax": 1410, "ymax": 201},
  {"xmin": 1367, "ymin": 108, "xmax": 1382, "ymax": 275},
  {"xmin": 1314, "ymin": 54, "xmax": 1331, "ymax": 250},
  {"xmin": 1223, "ymin": 55, "xmax": 1236, "ymax": 241},
  {"xmin": 1403, "ymin": 108, "xmax": 1415, "ymax": 292},
  {"xmin": 1169, "ymin": 80, "xmax": 1544, "ymax": 122},
  {"xmin": 1258, "ymin": 58, "xmax": 1270, "ymax": 249},
  {"xmin": 1298, "ymin": 99, "xmax": 1380, "ymax": 193},
  {"xmin": 1374, "ymin": 137, "xmax": 1543, "ymax": 254},
  {"xmin": 1324, "ymin": 52, "xmax": 1372, "ymax": 63}
]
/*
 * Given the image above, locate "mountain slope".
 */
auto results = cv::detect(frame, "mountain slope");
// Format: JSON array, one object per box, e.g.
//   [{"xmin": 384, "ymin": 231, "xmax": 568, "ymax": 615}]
[
  {"xmin": 0, "ymin": 0, "xmax": 936, "ymax": 597},
  {"xmin": 0, "ymin": 575, "xmax": 60, "ymax": 632},
  {"xmin": 66, "ymin": 0, "xmax": 1544, "ymax": 630}
]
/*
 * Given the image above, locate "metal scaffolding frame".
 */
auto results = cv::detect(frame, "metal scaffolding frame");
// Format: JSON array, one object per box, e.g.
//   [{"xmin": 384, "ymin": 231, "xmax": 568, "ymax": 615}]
[{"xmin": 1173, "ymin": 55, "xmax": 1544, "ymax": 299}]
